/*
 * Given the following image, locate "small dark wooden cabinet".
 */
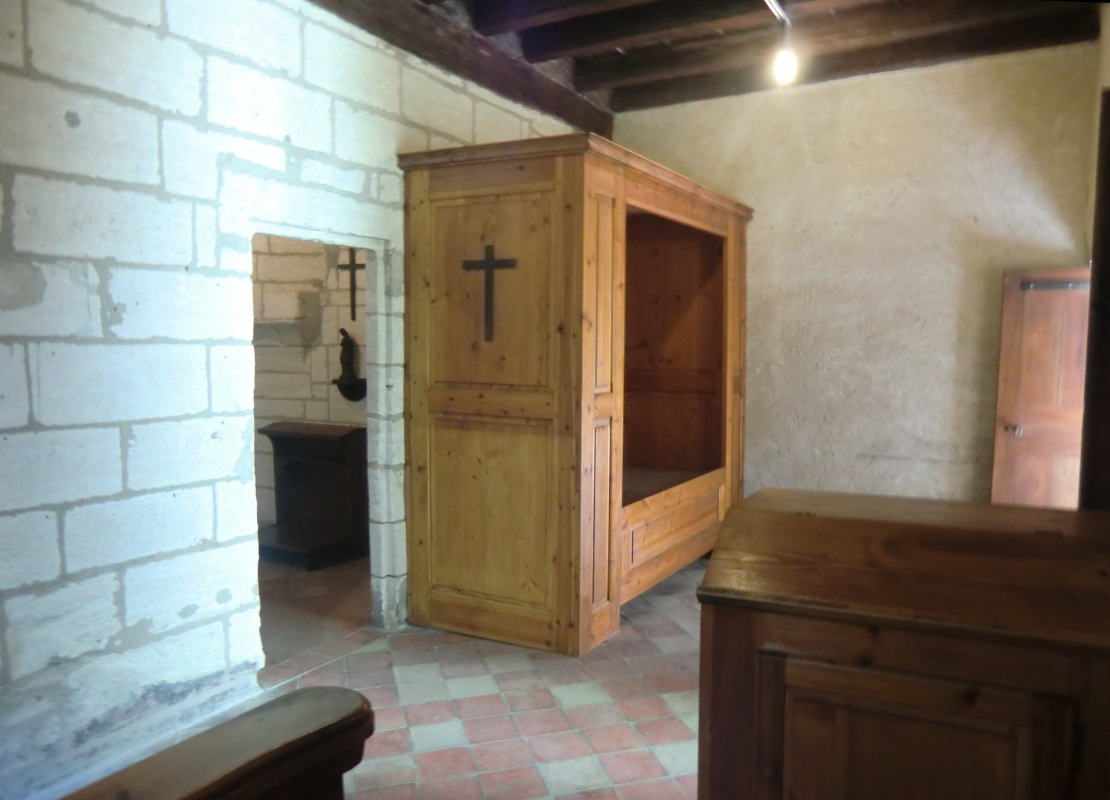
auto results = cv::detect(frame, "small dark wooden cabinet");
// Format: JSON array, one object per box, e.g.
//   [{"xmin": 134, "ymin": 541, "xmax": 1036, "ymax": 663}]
[
  {"xmin": 258, "ymin": 421, "xmax": 368, "ymax": 570},
  {"xmin": 699, "ymin": 490, "xmax": 1110, "ymax": 800}
]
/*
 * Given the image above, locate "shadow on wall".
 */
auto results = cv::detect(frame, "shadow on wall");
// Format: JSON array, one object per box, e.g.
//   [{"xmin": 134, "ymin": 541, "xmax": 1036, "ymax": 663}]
[{"xmin": 613, "ymin": 42, "xmax": 1099, "ymax": 502}]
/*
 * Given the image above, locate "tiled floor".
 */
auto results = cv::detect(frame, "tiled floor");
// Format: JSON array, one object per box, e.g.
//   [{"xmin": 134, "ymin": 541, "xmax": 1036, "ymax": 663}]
[
  {"xmin": 258, "ymin": 556, "xmax": 372, "ymax": 665},
  {"xmin": 256, "ymin": 560, "xmax": 706, "ymax": 800}
]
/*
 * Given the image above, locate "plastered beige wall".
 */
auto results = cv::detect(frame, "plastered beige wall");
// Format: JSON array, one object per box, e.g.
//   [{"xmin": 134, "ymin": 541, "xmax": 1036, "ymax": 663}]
[{"xmin": 615, "ymin": 43, "xmax": 1099, "ymax": 501}]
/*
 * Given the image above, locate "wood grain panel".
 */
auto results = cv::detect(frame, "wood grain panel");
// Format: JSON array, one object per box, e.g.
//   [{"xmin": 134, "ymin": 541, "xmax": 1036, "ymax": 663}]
[
  {"xmin": 430, "ymin": 418, "xmax": 553, "ymax": 608},
  {"xmin": 630, "ymin": 488, "xmax": 718, "ymax": 565},
  {"xmin": 993, "ymin": 267, "xmax": 1090, "ymax": 508},
  {"xmin": 427, "ymin": 386, "xmax": 555, "ymax": 420},
  {"xmin": 578, "ymin": 159, "xmax": 624, "ymax": 651},
  {"xmin": 592, "ymin": 420, "xmax": 613, "ymax": 608},
  {"xmin": 781, "ymin": 661, "xmax": 1072, "ymax": 800},
  {"xmin": 624, "ymin": 212, "xmax": 724, "ymax": 472},
  {"xmin": 431, "ymin": 196, "xmax": 552, "ymax": 388},
  {"xmin": 429, "ymin": 157, "xmax": 556, "ymax": 197}
]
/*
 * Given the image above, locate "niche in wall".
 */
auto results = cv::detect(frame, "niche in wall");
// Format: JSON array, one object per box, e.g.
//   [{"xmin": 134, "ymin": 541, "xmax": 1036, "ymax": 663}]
[{"xmin": 622, "ymin": 212, "xmax": 725, "ymax": 505}]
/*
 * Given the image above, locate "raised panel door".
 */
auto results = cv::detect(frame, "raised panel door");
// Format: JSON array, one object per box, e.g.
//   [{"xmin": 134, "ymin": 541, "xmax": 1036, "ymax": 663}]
[{"xmin": 406, "ymin": 159, "xmax": 568, "ymax": 652}]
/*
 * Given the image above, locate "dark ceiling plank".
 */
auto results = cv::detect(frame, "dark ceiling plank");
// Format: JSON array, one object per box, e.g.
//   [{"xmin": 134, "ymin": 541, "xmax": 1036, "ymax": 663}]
[
  {"xmin": 610, "ymin": 5, "xmax": 1099, "ymax": 111},
  {"xmin": 306, "ymin": 0, "xmax": 613, "ymax": 136},
  {"xmin": 579, "ymin": 0, "xmax": 1091, "ymax": 91},
  {"xmin": 521, "ymin": 0, "xmax": 885, "ymax": 64},
  {"xmin": 472, "ymin": 0, "xmax": 658, "ymax": 35}
]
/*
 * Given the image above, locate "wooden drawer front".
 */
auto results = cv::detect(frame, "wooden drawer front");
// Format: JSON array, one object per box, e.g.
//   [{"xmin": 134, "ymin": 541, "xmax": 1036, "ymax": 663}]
[{"xmin": 777, "ymin": 660, "xmax": 1074, "ymax": 800}]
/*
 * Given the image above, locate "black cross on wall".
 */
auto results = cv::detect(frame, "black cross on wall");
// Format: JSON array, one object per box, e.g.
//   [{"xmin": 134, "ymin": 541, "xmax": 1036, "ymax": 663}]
[
  {"xmin": 463, "ymin": 245, "xmax": 516, "ymax": 342},
  {"xmin": 338, "ymin": 247, "xmax": 366, "ymax": 321}
]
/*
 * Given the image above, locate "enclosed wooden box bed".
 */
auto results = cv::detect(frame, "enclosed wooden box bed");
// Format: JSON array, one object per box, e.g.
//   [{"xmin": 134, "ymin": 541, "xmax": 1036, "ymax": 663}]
[{"xmin": 400, "ymin": 134, "xmax": 751, "ymax": 654}]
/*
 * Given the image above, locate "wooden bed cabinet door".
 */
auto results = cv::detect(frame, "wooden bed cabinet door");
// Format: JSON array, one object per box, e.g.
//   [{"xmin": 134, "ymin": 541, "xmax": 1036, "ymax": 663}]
[
  {"xmin": 578, "ymin": 158, "xmax": 625, "ymax": 652},
  {"xmin": 779, "ymin": 661, "xmax": 1075, "ymax": 800},
  {"xmin": 405, "ymin": 157, "xmax": 572, "ymax": 652}
]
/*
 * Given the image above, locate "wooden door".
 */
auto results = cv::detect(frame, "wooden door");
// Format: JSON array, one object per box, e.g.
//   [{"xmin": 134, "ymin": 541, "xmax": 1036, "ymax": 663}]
[
  {"xmin": 992, "ymin": 268, "xmax": 1090, "ymax": 508},
  {"xmin": 578, "ymin": 158, "xmax": 624, "ymax": 651},
  {"xmin": 405, "ymin": 156, "xmax": 576, "ymax": 652},
  {"xmin": 779, "ymin": 660, "xmax": 1074, "ymax": 800}
]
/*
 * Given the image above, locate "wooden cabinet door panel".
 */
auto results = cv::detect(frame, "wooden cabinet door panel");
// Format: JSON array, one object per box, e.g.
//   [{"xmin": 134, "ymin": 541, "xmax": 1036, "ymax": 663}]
[
  {"xmin": 407, "ymin": 160, "xmax": 569, "ymax": 652},
  {"xmin": 781, "ymin": 661, "xmax": 1073, "ymax": 800}
]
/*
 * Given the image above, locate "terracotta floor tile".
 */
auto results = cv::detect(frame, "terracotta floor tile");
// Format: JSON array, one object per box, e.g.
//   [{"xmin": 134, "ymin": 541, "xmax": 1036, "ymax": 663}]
[
  {"xmin": 616, "ymin": 697, "xmax": 672, "ymax": 721},
  {"xmin": 455, "ymin": 694, "xmax": 508, "ymax": 719},
  {"xmin": 496, "ymin": 670, "xmax": 546, "ymax": 692},
  {"xmin": 648, "ymin": 672, "xmax": 698, "ymax": 694},
  {"xmin": 582, "ymin": 724, "xmax": 646, "ymax": 754},
  {"xmin": 404, "ymin": 701, "xmax": 456, "ymax": 727},
  {"xmin": 561, "ymin": 790, "xmax": 621, "ymax": 800},
  {"xmin": 635, "ymin": 718, "xmax": 694, "ymax": 746},
  {"xmin": 373, "ymin": 706, "xmax": 407, "ymax": 731},
  {"xmin": 417, "ymin": 775, "xmax": 483, "ymax": 800},
  {"xmin": 359, "ymin": 686, "xmax": 400, "ymax": 708},
  {"xmin": 504, "ymin": 689, "xmax": 556, "ymax": 713},
  {"xmin": 601, "ymin": 677, "xmax": 657, "ymax": 702},
  {"xmin": 480, "ymin": 765, "xmax": 548, "ymax": 800},
  {"xmin": 636, "ymin": 621, "xmax": 687, "ymax": 639},
  {"xmin": 347, "ymin": 669, "xmax": 396, "ymax": 689},
  {"xmin": 584, "ymin": 659, "xmax": 638, "ymax": 681},
  {"xmin": 393, "ymin": 648, "xmax": 439, "ymax": 667},
  {"xmin": 616, "ymin": 778, "xmax": 687, "ymax": 800},
  {"xmin": 538, "ymin": 665, "xmax": 593, "ymax": 685},
  {"xmin": 348, "ymin": 784, "xmax": 418, "ymax": 800},
  {"xmin": 612, "ymin": 639, "xmax": 662, "ymax": 659},
  {"xmin": 599, "ymin": 751, "xmax": 668, "ymax": 784},
  {"xmin": 363, "ymin": 728, "xmax": 411, "ymax": 760},
  {"xmin": 414, "ymin": 747, "xmax": 477, "ymax": 780},
  {"xmin": 259, "ymin": 549, "xmax": 709, "ymax": 800},
  {"xmin": 347, "ymin": 651, "xmax": 394, "ymax": 672},
  {"xmin": 440, "ymin": 659, "xmax": 490, "ymax": 678},
  {"xmin": 463, "ymin": 714, "xmax": 520, "ymax": 744},
  {"xmin": 568, "ymin": 703, "xmax": 628, "ymax": 730},
  {"xmin": 391, "ymin": 632, "xmax": 440, "ymax": 651},
  {"xmin": 471, "ymin": 739, "xmax": 535, "ymax": 772},
  {"xmin": 513, "ymin": 708, "xmax": 573, "ymax": 737},
  {"xmin": 529, "ymin": 730, "xmax": 594, "ymax": 763},
  {"xmin": 627, "ymin": 656, "xmax": 683, "ymax": 677},
  {"xmin": 349, "ymin": 756, "xmax": 416, "ymax": 791}
]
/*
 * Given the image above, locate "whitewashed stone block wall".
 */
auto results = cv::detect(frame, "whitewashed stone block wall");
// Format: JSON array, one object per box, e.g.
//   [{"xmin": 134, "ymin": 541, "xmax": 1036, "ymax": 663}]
[{"xmin": 0, "ymin": 0, "xmax": 574, "ymax": 796}]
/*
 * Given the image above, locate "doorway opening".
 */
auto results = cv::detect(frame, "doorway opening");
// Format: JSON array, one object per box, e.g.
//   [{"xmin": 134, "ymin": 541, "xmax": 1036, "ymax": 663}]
[
  {"xmin": 622, "ymin": 211, "xmax": 726, "ymax": 506},
  {"xmin": 251, "ymin": 234, "xmax": 372, "ymax": 667}
]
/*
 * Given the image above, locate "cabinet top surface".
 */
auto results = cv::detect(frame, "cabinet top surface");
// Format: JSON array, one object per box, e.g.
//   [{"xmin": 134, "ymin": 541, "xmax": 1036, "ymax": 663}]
[
  {"xmin": 701, "ymin": 489, "xmax": 1110, "ymax": 651},
  {"xmin": 257, "ymin": 421, "xmax": 365, "ymax": 440},
  {"xmin": 397, "ymin": 133, "xmax": 753, "ymax": 219}
]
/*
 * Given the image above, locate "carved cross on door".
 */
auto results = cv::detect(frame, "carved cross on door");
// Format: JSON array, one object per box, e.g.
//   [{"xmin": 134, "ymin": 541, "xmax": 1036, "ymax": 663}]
[
  {"xmin": 463, "ymin": 245, "xmax": 516, "ymax": 342},
  {"xmin": 338, "ymin": 247, "xmax": 366, "ymax": 321}
]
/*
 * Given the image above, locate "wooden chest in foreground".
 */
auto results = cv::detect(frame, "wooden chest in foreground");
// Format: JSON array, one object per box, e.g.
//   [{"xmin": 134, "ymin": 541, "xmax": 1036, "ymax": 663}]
[
  {"xmin": 699, "ymin": 489, "xmax": 1110, "ymax": 800},
  {"xmin": 400, "ymin": 135, "xmax": 751, "ymax": 654}
]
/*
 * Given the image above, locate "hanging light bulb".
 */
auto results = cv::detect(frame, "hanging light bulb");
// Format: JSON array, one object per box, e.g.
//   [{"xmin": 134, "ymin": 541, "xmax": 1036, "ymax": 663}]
[
  {"xmin": 773, "ymin": 47, "xmax": 798, "ymax": 85},
  {"xmin": 763, "ymin": 0, "xmax": 797, "ymax": 86}
]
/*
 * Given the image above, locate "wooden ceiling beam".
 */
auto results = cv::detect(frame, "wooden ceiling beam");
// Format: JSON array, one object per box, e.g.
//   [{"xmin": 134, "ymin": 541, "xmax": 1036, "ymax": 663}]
[
  {"xmin": 521, "ymin": 0, "xmax": 885, "ymax": 64},
  {"xmin": 609, "ymin": 5, "xmax": 1099, "ymax": 111},
  {"xmin": 306, "ymin": 0, "xmax": 613, "ymax": 136},
  {"xmin": 579, "ymin": 0, "xmax": 1091, "ymax": 91},
  {"xmin": 472, "ymin": 0, "xmax": 658, "ymax": 36}
]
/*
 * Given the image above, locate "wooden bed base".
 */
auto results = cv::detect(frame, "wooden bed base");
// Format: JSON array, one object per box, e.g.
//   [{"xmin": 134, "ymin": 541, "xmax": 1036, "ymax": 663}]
[{"xmin": 619, "ymin": 468, "xmax": 725, "ymax": 602}]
